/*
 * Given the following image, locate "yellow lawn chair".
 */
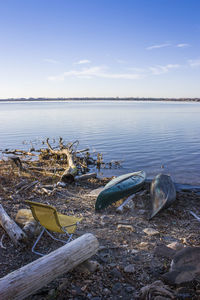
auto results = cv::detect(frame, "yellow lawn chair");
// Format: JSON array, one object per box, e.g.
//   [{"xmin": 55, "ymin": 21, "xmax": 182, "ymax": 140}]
[{"xmin": 25, "ymin": 200, "xmax": 82, "ymax": 256}]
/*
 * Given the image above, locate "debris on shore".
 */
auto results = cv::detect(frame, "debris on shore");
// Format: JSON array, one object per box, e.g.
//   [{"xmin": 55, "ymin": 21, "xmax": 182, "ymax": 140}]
[{"xmin": 1, "ymin": 139, "xmax": 200, "ymax": 299}]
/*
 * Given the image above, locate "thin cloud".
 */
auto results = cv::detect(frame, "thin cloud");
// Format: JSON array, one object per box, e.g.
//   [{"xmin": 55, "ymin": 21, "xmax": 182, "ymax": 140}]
[
  {"xmin": 188, "ymin": 59, "xmax": 200, "ymax": 67},
  {"xmin": 44, "ymin": 58, "xmax": 59, "ymax": 64},
  {"xmin": 149, "ymin": 64, "xmax": 180, "ymax": 75},
  {"xmin": 48, "ymin": 63, "xmax": 181, "ymax": 81},
  {"xmin": 48, "ymin": 66, "xmax": 142, "ymax": 81},
  {"xmin": 146, "ymin": 43, "xmax": 171, "ymax": 50},
  {"xmin": 176, "ymin": 43, "xmax": 190, "ymax": 48},
  {"xmin": 75, "ymin": 59, "xmax": 91, "ymax": 65}
]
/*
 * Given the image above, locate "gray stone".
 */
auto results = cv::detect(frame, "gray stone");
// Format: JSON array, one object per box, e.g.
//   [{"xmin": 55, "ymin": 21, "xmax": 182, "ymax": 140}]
[
  {"xmin": 154, "ymin": 244, "xmax": 176, "ymax": 259},
  {"xmin": 112, "ymin": 282, "xmax": 122, "ymax": 293},
  {"xmin": 143, "ymin": 227, "xmax": 160, "ymax": 236},
  {"xmin": 163, "ymin": 247, "xmax": 200, "ymax": 284},
  {"xmin": 131, "ymin": 249, "xmax": 139, "ymax": 254},
  {"xmin": 124, "ymin": 264, "xmax": 135, "ymax": 273},
  {"xmin": 111, "ymin": 268, "xmax": 122, "ymax": 278},
  {"xmin": 103, "ymin": 288, "xmax": 111, "ymax": 295},
  {"xmin": 125, "ymin": 286, "xmax": 135, "ymax": 293},
  {"xmin": 167, "ymin": 241, "xmax": 184, "ymax": 251}
]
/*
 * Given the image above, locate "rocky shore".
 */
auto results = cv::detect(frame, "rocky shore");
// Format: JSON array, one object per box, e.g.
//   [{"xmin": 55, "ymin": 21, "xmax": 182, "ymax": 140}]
[{"xmin": 1, "ymin": 145, "xmax": 200, "ymax": 299}]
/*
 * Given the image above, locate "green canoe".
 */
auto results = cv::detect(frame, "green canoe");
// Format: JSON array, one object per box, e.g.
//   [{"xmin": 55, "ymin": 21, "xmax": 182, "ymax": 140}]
[{"xmin": 95, "ymin": 170, "xmax": 146, "ymax": 211}]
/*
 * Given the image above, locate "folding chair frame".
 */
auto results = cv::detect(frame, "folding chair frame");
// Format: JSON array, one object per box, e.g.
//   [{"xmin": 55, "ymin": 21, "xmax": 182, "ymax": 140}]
[{"xmin": 25, "ymin": 200, "xmax": 80, "ymax": 256}]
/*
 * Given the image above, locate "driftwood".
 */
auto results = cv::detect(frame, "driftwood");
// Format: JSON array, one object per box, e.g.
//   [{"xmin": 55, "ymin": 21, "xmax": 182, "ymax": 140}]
[
  {"xmin": 0, "ymin": 233, "xmax": 6, "ymax": 249},
  {"xmin": 76, "ymin": 172, "xmax": 97, "ymax": 181},
  {"xmin": 0, "ymin": 233, "xmax": 99, "ymax": 300},
  {"xmin": 46, "ymin": 138, "xmax": 78, "ymax": 183},
  {"xmin": 3, "ymin": 139, "xmax": 122, "ymax": 185},
  {"xmin": 3, "ymin": 149, "xmax": 35, "ymax": 156},
  {"xmin": 16, "ymin": 180, "xmax": 38, "ymax": 194},
  {"xmin": 0, "ymin": 203, "xmax": 27, "ymax": 246},
  {"xmin": 190, "ymin": 210, "xmax": 200, "ymax": 222},
  {"xmin": 9, "ymin": 156, "xmax": 25, "ymax": 171},
  {"xmin": 116, "ymin": 194, "xmax": 135, "ymax": 213}
]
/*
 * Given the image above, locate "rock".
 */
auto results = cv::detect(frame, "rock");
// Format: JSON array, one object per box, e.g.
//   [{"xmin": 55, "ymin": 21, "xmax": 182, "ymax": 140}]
[
  {"xmin": 103, "ymin": 288, "xmax": 111, "ymax": 296},
  {"xmin": 167, "ymin": 242, "xmax": 184, "ymax": 251},
  {"xmin": 75, "ymin": 260, "xmax": 99, "ymax": 273},
  {"xmin": 112, "ymin": 282, "xmax": 122, "ymax": 294},
  {"xmin": 84, "ymin": 260, "xmax": 99, "ymax": 272},
  {"xmin": 162, "ymin": 235, "xmax": 177, "ymax": 242},
  {"xmin": 48, "ymin": 289, "xmax": 56, "ymax": 298},
  {"xmin": 163, "ymin": 247, "xmax": 200, "ymax": 284},
  {"xmin": 117, "ymin": 224, "xmax": 134, "ymax": 231},
  {"xmin": 131, "ymin": 249, "xmax": 139, "ymax": 254},
  {"xmin": 125, "ymin": 286, "xmax": 135, "ymax": 293},
  {"xmin": 111, "ymin": 268, "xmax": 122, "ymax": 279},
  {"xmin": 176, "ymin": 287, "xmax": 194, "ymax": 299},
  {"xmin": 138, "ymin": 242, "xmax": 149, "ymax": 249},
  {"xmin": 100, "ymin": 215, "xmax": 110, "ymax": 225},
  {"xmin": 154, "ymin": 244, "xmax": 176, "ymax": 259},
  {"xmin": 143, "ymin": 228, "xmax": 160, "ymax": 236},
  {"xmin": 139, "ymin": 280, "xmax": 176, "ymax": 299},
  {"xmin": 124, "ymin": 264, "xmax": 135, "ymax": 273},
  {"xmin": 15, "ymin": 209, "xmax": 34, "ymax": 225}
]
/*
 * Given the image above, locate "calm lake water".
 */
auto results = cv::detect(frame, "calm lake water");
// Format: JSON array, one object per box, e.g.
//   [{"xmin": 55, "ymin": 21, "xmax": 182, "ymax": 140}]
[{"xmin": 0, "ymin": 100, "xmax": 200, "ymax": 184}]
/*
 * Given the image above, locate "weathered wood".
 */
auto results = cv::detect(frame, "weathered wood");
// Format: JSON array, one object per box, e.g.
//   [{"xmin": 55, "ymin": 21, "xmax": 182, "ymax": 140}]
[
  {"xmin": 0, "ymin": 233, "xmax": 6, "ymax": 249},
  {"xmin": 76, "ymin": 172, "xmax": 97, "ymax": 181},
  {"xmin": 0, "ymin": 203, "xmax": 27, "ymax": 246},
  {"xmin": 16, "ymin": 180, "xmax": 38, "ymax": 194},
  {"xmin": 46, "ymin": 138, "xmax": 78, "ymax": 183},
  {"xmin": 190, "ymin": 211, "xmax": 200, "ymax": 222},
  {"xmin": 116, "ymin": 194, "xmax": 135, "ymax": 213},
  {"xmin": 0, "ymin": 233, "xmax": 99, "ymax": 300}
]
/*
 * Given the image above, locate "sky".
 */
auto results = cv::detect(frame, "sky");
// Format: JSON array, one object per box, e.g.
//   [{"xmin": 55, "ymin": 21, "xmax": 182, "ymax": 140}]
[{"xmin": 0, "ymin": 0, "xmax": 200, "ymax": 98}]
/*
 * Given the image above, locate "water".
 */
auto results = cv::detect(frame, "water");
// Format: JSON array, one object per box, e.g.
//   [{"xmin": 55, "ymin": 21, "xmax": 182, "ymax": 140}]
[{"xmin": 0, "ymin": 100, "xmax": 199, "ymax": 184}]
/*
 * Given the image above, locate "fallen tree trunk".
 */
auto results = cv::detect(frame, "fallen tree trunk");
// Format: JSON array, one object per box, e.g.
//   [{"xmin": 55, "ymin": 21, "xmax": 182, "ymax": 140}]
[
  {"xmin": 0, "ymin": 203, "xmax": 27, "ymax": 246},
  {"xmin": 0, "ymin": 233, "xmax": 99, "ymax": 300}
]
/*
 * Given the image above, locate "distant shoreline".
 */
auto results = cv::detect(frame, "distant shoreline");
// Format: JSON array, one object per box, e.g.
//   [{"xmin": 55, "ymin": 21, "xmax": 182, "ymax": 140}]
[{"xmin": 0, "ymin": 97, "xmax": 200, "ymax": 102}]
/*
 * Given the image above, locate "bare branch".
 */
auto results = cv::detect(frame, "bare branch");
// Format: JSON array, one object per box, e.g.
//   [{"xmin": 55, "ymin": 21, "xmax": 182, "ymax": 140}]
[{"xmin": 0, "ymin": 233, "xmax": 6, "ymax": 249}]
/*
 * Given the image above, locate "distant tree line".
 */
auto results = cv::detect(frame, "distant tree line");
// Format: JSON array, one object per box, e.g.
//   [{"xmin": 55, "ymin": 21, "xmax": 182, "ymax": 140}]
[{"xmin": 0, "ymin": 97, "xmax": 200, "ymax": 102}]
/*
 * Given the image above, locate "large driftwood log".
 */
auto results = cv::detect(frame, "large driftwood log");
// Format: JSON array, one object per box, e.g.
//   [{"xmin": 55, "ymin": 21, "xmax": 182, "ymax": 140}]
[
  {"xmin": 0, "ymin": 233, "xmax": 99, "ymax": 300},
  {"xmin": 0, "ymin": 203, "xmax": 27, "ymax": 246}
]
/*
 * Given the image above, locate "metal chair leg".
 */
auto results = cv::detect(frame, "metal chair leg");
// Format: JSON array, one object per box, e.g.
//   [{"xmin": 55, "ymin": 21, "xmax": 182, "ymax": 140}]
[
  {"xmin": 44, "ymin": 228, "xmax": 72, "ymax": 244},
  {"xmin": 32, "ymin": 227, "xmax": 73, "ymax": 256},
  {"xmin": 32, "ymin": 227, "xmax": 45, "ymax": 256}
]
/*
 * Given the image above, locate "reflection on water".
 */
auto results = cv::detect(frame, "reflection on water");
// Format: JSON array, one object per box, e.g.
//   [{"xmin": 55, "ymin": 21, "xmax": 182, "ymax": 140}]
[{"xmin": 0, "ymin": 101, "xmax": 199, "ymax": 184}]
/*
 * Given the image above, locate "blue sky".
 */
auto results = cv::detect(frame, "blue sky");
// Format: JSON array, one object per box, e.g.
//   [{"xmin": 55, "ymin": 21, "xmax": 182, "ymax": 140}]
[{"xmin": 0, "ymin": 0, "xmax": 200, "ymax": 98}]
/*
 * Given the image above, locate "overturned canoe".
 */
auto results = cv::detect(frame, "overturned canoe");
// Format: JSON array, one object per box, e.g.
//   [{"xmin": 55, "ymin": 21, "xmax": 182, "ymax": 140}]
[
  {"xmin": 150, "ymin": 173, "xmax": 176, "ymax": 219},
  {"xmin": 95, "ymin": 170, "xmax": 146, "ymax": 211}
]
